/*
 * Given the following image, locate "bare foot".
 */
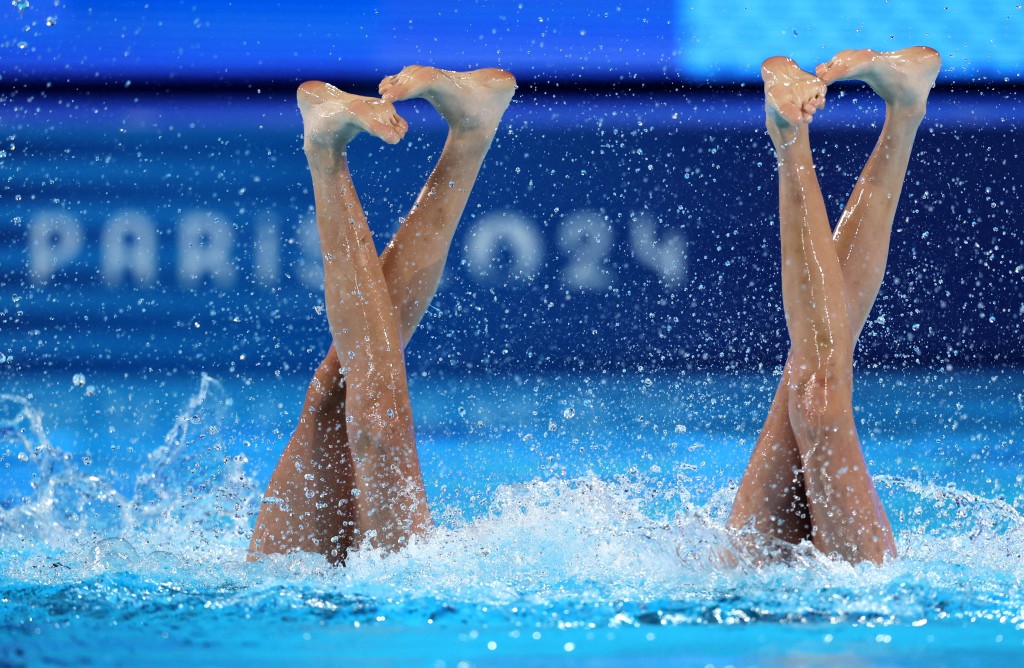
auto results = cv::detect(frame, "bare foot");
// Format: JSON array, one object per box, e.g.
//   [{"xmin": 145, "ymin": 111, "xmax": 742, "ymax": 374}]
[
  {"xmin": 378, "ymin": 66, "xmax": 517, "ymax": 136},
  {"xmin": 297, "ymin": 81, "xmax": 408, "ymax": 155},
  {"xmin": 815, "ymin": 47, "xmax": 941, "ymax": 116},
  {"xmin": 761, "ymin": 56, "xmax": 826, "ymax": 148}
]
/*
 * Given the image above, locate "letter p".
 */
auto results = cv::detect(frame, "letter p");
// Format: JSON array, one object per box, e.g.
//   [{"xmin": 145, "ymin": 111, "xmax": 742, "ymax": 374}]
[{"xmin": 28, "ymin": 211, "xmax": 84, "ymax": 284}]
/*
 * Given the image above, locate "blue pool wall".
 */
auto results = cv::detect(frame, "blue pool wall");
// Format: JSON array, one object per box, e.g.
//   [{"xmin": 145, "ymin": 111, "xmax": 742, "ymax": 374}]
[{"xmin": 1, "ymin": 88, "xmax": 1021, "ymax": 376}]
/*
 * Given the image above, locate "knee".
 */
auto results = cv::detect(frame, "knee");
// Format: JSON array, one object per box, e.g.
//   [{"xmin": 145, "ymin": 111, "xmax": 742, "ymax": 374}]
[
  {"xmin": 787, "ymin": 361, "xmax": 852, "ymax": 439},
  {"xmin": 306, "ymin": 347, "xmax": 345, "ymax": 413}
]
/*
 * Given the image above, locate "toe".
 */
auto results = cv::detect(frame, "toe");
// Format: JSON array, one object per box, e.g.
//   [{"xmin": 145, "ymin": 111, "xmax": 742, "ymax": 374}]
[{"xmin": 818, "ymin": 61, "xmax": 841, "ymax": 83}]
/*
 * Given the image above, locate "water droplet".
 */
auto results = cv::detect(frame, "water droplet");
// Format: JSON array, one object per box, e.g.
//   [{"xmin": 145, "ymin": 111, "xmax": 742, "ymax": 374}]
[
  {"xmin": 143, "ymin": 551, "xmax": 180, "ymax": 573},
  {"xmin": 72, "ymin": 373, "xmax": 86, "ymax": 387},
  {"xmin": 91, "ymin": 538, "xmax": 137, "ymax": 572}
]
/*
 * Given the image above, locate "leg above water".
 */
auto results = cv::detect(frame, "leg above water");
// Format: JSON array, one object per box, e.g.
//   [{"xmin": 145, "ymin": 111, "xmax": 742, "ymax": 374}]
[
  {"xmin": 377, "ymin": 66, "xmax": 517, "ymax": 343},
  {"xmin": 249, "ymin": 83, "xmax": 429, "ymax": 564},
  {"xmin": 730, "ymin": 55, "xmax": 898, "ymax": 565}
]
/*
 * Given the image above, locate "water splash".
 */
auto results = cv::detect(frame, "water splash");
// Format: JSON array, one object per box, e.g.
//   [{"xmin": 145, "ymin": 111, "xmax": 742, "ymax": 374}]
[
  {"xmin": 1, "ymin": 377, "xmax": 1024, "ymax": 637},
  {"xmin": 1, "ymin": 375, "xmax": 257, "ymax": 581}
]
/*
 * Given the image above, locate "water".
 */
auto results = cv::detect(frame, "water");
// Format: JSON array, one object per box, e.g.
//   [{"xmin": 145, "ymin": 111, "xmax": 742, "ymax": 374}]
[{"xmin": 2, "ymin": 369, "xmax": 1024, "ymax": 666}]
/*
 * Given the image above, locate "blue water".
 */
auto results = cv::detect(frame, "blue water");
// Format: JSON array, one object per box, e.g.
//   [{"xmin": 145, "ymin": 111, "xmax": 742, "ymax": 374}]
[{"xmin": 2, "ymin": 369, "xmax": 1024, "ymax": 666}]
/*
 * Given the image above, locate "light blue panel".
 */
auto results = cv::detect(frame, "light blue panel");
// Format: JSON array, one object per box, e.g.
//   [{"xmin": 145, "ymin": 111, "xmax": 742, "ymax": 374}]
[{"xmin": 675, "ymin": 0, "xmax": 1024, "ymax": 82}]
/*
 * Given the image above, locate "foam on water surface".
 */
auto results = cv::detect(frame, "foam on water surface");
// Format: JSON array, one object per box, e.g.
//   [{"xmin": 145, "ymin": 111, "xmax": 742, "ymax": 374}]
[{"xmin": 2, "ymin": 372, "xmax": 1024, "ymax": 665}]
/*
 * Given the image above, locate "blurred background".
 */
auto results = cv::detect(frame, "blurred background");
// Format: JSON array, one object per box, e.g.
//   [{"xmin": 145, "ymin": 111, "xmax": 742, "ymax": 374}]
[{"xmin": 2, "ymin": 1, "xmax": 1022, "ymax": 379}]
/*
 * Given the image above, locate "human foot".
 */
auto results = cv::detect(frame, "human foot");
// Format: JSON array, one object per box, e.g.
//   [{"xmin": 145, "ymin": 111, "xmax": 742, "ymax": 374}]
[
  {"xmin": 762, "ymin": 56, "xmax": 826, "ymax": 147},
  {"xmin": 815, "ymin": 47, "xmax": 941, "ymax": 116},
  {"xmin": 297, "ymin": 81, "xmax": 408, "ymax": 155},
  {"xmin": 378, "ymin": 66, "xmax": 516, "ymax": 135}
]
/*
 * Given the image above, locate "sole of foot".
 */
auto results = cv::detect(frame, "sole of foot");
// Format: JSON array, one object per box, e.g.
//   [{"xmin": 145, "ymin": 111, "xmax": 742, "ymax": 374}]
[
  {"xmin": 378, "ymin": 66, "xmax": 517, "ymax": 133},
  {"xmin": 761, "ymin": 56, "xmax": 827, "ymax": 145},
  {"xmin": 815, "ymin": 47, "xmax": 941, "ymax": 114},
  {"xmin": 297, "ymin": 81, "xmax": 409, "ymax": 148}
]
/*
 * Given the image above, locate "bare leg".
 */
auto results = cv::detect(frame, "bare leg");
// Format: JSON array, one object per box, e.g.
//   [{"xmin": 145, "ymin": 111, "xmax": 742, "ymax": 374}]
[
  {"xmin": 727, "ymin": 59, "xmax": 829, "ymax": 544},
  {"xmin": 249, "ymin": 70, "xmax": 515, "ymax": 563},
  {"xmin": 248, "ymin": 349, "xmax": 354, "ymax": 557},
  {"xmin": 378, "ymin": 66, "xmax": 516, "ymax": 342},
  {"xmin": 728, "ymin": 48, "xmax": 940, "ymax": 552},
  {"xmin": 728, "ymin": 372, "xmax": 813, "ymax": 544},
  {"xmin": 249, "ymin": 83, "xmax": 429, "ymax": 563},
  {"xmin": 818, "ymin": 46, "xmax": 942, "ymax": 337},
  {"xmin": 306, "ymin": 71, "xmax": 516, "ymax": 446},
  {"xmin": 747, "ymin": 57, "xmax": 895, "ymax": 564}
]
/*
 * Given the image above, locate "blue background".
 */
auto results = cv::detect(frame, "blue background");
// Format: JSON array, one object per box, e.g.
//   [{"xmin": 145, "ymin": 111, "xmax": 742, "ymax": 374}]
[
  {"xmin": 5, "ymin": 1, "xmax": 1023, "ymax": 84},
  {"xmin": 2, "ymin": 2, "xmax": 1023, "ymax": 374}
]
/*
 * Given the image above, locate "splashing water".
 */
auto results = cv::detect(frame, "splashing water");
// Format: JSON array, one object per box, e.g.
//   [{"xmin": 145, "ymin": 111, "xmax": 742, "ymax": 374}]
[
  {"xmin": 1, "ymin": 375, "xmax": 255, "ymax": 578},
  {"xmin": 2, "ymin": 374, "xmax": 1024, "ymax": 664}
]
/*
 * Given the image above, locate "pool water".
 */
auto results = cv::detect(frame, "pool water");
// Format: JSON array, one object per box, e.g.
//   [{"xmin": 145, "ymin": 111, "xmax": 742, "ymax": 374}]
[{"xmin": 2, "ymin": 369, "xmax": 1024, "ymax": 666}]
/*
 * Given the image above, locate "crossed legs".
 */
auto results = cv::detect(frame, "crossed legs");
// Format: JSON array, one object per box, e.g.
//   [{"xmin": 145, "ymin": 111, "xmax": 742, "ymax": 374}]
[
  {"xmin": 246, "ymin": 51, "xmax": 938, "ymax": 567},
  {"xmin": 248, "ymin": 67, "xmax": 515, "ymax": 563},
  {"xmin": 728, "ymin": 47, "xmax": 940, "ymax": 564}
]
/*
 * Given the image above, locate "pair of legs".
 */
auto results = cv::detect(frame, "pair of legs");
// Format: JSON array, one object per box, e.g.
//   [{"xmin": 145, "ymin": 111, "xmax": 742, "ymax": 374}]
[
  {"xmin": 248, "ymin": 66, "xmax": 516, "ymax": 563},
  {"xmin": 728, "ymin": 47, "xmax": 941, "ymax": 564}
]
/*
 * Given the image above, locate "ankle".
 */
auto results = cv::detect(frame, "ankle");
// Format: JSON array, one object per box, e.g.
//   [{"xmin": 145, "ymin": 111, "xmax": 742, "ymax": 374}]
[
  {"xmin": 886, "ymin": 100, "xmax": 927, "ymax": 124},
  {"xmin": 304, "ymin": 141, "xmax": 347, "ymax": 173},
  {"xmin": 446, "ymin": 124, "xmax": 497, "ymax": 152}
]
